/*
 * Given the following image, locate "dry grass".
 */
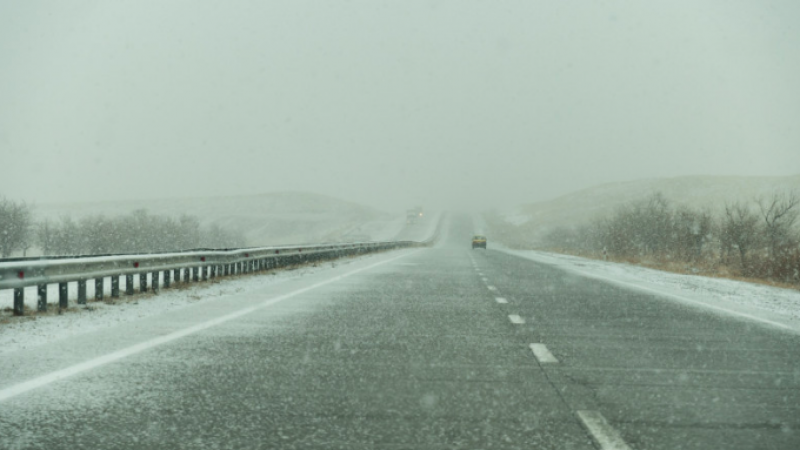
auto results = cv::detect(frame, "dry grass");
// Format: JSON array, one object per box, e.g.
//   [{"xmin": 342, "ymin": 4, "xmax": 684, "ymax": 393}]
[{"xmin": 540, "ymin": 247, "xmax": 800, "ymax": 291}]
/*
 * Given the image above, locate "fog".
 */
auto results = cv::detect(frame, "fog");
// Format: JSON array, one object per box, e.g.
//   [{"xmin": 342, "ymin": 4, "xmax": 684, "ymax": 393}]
[{"xmin": 1, "ymin": 1, "xmax": 799, "ymax": 212}]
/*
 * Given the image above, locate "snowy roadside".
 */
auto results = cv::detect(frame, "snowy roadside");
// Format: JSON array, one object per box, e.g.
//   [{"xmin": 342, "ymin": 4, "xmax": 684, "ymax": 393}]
[
  {"xmin": 0, "ymin": 255, "xmax": 377, "ymax": 356},
  {"xmin": 0, "ymin": 216, "xmax": 408, "ymax": 312},
  {"xmin": 497, "ymin": 248, "xmax": 800, "ymax": 334}
]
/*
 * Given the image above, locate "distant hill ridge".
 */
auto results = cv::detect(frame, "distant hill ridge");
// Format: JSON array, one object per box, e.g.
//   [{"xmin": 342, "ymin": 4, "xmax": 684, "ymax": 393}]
[
  {"xmin": 35, "ymin": 191, "xmax": 401, "ymax": 246},
  {"xmin": 506, "ymin": 174, "xmax": 800, "ymax": 234}
]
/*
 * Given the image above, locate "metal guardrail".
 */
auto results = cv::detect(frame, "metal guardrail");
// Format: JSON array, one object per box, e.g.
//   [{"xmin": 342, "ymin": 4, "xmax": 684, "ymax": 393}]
[{"xmin": 0, "ymin": 240, "xmax": 428, "ymax": 316}]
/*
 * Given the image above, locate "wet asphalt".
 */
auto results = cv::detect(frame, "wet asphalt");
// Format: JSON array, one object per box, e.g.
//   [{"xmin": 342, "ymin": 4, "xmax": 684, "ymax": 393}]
[{"xmin": 1, "ymin": 215, "xmax": 799, "ymax": 449}]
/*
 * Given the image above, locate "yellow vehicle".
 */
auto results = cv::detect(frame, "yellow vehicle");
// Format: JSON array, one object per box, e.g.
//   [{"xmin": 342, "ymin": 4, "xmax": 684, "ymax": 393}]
[{"xmin": 471, "ymin": 235, "xmax": 487, "ymax": 249}]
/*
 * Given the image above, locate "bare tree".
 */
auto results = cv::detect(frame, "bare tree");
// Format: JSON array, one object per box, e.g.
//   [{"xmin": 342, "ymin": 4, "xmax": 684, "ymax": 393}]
[
  {"xmin": 758, "ymin": 191, "xmax": 799, "ymax": 258},
  {"xmin": 673, "ymin": 207, "xmax": 713, "ymax": 262},
  {"xmin": 0, "ymin": 198, "xmax": 33, "ymax": 257},
  {"xmin": 721, "ymin": 201, "xmax": 760, "ymax": 272},
  {"xmin": 53, "ymin": 215, "xmax": 82, "ymax": 255},
  {"xmin": 36, "ymin": 219, "xmax": 57, "ymax": 255}
]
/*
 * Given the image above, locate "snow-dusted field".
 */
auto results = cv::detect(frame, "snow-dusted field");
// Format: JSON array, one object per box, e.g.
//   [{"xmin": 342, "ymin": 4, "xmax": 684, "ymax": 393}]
[{"xmin": 499, "ymin": 248, "xmax": 800, "ymax": 333}]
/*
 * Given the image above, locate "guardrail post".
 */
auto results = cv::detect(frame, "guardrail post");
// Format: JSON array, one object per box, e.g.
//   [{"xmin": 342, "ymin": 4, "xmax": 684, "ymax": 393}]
[
  {"xmin": 202, "ymin": 266, "xmax": 208, "ymax": 281},
  {"xmin": 152, "ymin": 271, "xmax": 159, "ymax": 291},
  {"xmin": 112, "ymin": 276, "xmax": 120, "ymax": 298},
  {"xmin": 59, "ymin": 282, "xmax": 68, "ymax": 310},
  {"xmin": 14, "ymin": 288, "xmax": 24, "ymax": 316},
  {"xmin": 173, "ymin": 268, "xmax": 181, "ymax": 283},
  {"xmin": 139, "ymin": 273, "xmax": 148, "ymax": 293},
  {"xmin": 210, "ymin": 265, "xmax": 217, "ymax": 278},
  {"xmin": 223, "ymin": 264, "xmax": 229, "ymax": 276},
  {"xmin": 78, "ymin": 280, "xmax": 87, "ymax": 304},
  {"xmin": 193, "ymin": 267, "xmax": 199, "ymax": 282},
  {"xmin": 95, "ymin": 278, "xmax": 104, "ymax": 300},
  {"xmin": 38, "ymin": 284, "xmax": 48, "ymax": 312},
  {"xmin": 163, "ymin": 270, "xmax": 171, "ymax": 288},
  {"xmin": 184, "ymin": 267, "xmax": 190, "ymax": 283},
  {"xmin": 126, "ymin": 275, "xmax": 134, "ymax": 295}
]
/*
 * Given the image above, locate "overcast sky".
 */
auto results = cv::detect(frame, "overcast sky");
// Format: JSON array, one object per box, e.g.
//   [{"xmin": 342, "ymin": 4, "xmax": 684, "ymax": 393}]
[{"xmin": 1, "ymin": 0, "xmax": 799, "ymax": 212}]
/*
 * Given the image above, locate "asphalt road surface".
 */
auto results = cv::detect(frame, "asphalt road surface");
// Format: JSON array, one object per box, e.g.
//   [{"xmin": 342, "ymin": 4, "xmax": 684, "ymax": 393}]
[{"xmin": 1, "ymin": 215, "xmax": 799, "ymax": 449}]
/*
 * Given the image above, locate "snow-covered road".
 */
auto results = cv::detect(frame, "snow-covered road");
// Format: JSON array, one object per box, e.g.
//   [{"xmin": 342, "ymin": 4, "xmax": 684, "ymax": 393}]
[{"xmin": 2, "ymin": 214, "xmax": 800, "ymax": 449}]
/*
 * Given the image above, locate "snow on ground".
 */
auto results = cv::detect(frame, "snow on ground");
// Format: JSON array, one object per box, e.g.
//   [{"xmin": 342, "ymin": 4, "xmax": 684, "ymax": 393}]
[
  {"xmin": 0, "ymin": 255, "xmax": 377, "ymax": 356},
  {"xmin": 501, "ymin": 208, "xmax": 530, "ymax": 226},
  {"xmin": 343, "ymin": 214, "xmax": 407, "ymax": 242},
  {"xmin": 32, "ymin": 191, "xmax": 395, "ymax": 248},
  {"xmin": 0, "ymin": 215, "xmax": 414, "ymax": 312},
  {"xmin": 499, "ymin": 247, "xmax": 800, "ymax": 333}
]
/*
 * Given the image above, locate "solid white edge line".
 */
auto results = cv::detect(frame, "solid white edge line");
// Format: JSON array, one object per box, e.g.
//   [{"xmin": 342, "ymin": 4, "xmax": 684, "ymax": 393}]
[
  {"xmin": 0, "ymin": 249, "xmax": 421, "ymax": 403},
  {"xmin": 529, "ymin": 343, "xmax": 558, "ymax": 363},
  {"xmin": 500, "ymin": 249, "xmax": 793, "ymax": 331},
  {"xmin": 508, "ymin": 314, "xmax": 525, "ymax": 324},
  {"xmin": 576, "ymin": 410, "xmax": 632, "ymax": 450},
  {"xmin": 495, "ymin": 297, "xmax": 508, "ymax": 304},
  {"xmin": 612, "ymin": 275, "xmax": 792, "ymax": 330}
]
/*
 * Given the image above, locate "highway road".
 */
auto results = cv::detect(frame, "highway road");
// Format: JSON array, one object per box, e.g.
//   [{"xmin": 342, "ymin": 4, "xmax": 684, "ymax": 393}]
[{"xmin": 1, "ymin": 215, "xmax": 799, "ymax": 449}]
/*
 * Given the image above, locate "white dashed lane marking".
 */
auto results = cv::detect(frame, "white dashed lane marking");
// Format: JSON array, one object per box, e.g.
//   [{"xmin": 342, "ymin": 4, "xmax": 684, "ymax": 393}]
[
  {"xmin": 529, "ymin": 343, "xmax": 558, "ymax": 363},
  {"xmin": 508, "ymin": 314, "xmax": 525, "ymax": 324},
  {"xmin": 495, "ymin": 297, "xmax": 508, "ymax": 304},
  {"xmin": 487, "ymin": 285, "xmax": 497, "ymax": 291},
  {"xmin": 576, "ymin": 410, "xmax": 632, "ymax": 450}
]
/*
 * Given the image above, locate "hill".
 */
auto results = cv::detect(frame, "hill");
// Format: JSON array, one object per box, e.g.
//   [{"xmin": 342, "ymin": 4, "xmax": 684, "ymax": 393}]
[
  {"xmin": 500, "ymin": 174, "xmax": 800, "ymax": 241},
  {"xmin": 34, "ymin": 191, "xmax": 404, "ymax": 246}
]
